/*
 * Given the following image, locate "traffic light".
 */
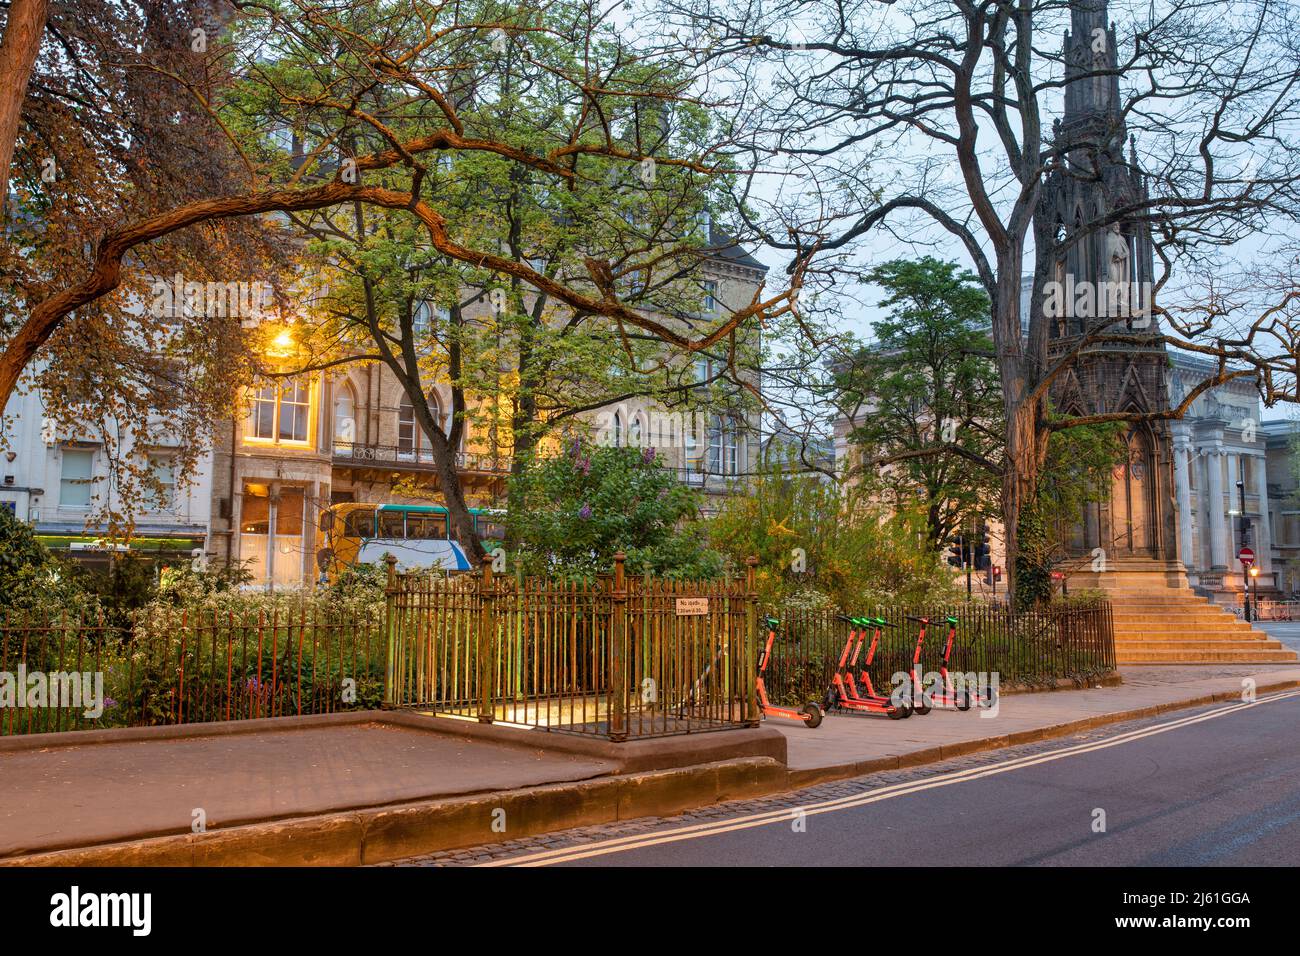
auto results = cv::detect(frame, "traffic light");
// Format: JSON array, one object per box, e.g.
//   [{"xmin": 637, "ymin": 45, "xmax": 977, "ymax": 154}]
[
  {"xmin": 947, "ymin": 535, "xmax": 967, "ymax": 568},
  {"xmin": 973, "ymin": 539, "xmax": 991, "ymax": 571}
]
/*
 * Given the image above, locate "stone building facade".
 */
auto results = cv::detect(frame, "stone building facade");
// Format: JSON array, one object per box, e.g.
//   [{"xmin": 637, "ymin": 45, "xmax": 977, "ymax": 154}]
[
  {"xmin": 207, "ymin": 236, "xmax": 768, "ymax": 588},
  {"xmin": 1167, "ymin": 353, "xmax": 1274, "ymax": 602}
]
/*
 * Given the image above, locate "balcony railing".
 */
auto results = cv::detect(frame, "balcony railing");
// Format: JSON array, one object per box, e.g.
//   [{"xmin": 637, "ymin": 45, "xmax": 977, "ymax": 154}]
[
  {"xmin": 332, "ymin": 442, "xmax": 511, "ymax": 475},
  {"xmin": 331, "ymin": 442, "xmax": 745, "ymax": 490}
]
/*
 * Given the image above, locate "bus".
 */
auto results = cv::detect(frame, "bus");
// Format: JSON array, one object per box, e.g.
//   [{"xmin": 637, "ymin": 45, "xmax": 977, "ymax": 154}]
[{"xmin": 316, "ymin": 503, "xmax": 505, "ymax": 581}]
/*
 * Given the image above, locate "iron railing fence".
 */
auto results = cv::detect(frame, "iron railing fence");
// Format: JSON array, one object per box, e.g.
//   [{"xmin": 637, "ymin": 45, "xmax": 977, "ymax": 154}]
[
  {"xmin": 2, "ymin": 579, "xmax": 1113, "ymax": 740},
  {"xmin": 0, "ymin": 607, "xmax": 385, "ymax": 736},
  {"xmin": 759, "ymin": 601, "xmax": 1115, "ymax": 708},
  {"xmin": 385, "ymin": 555, "xmax": 759, "ymax": 740},
  {"xmin": 1235, "ymin": 599, "xmax": 1300, "ymax": 621}
]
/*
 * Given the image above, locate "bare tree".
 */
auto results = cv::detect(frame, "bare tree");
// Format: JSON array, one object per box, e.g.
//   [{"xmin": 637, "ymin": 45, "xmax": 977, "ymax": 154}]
[{"xmin": 659, "ymin": 0, "xmax": 1300, "ymax": 599}]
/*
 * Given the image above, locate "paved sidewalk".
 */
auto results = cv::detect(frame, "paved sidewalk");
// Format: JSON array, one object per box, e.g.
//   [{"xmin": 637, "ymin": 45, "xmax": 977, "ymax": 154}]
[
  {"xmin": 0, "ymin": 722, "xmax": 616, "ymax": 858},
  {"xmin": 5, "ymin": 664, "xmax": 1298, "ymax": 865},
  {"xmin": 774, "ymin": 664, "xmax": 1300, "ymax": 774}
]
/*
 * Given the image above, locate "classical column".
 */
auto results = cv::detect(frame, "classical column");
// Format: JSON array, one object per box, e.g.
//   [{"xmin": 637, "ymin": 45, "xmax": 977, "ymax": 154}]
[
  {"xmin": 1172, "ymin": 432, "xmax": 1194, "ymax": 570},
  {"xmin": 1254, "ymin": 454, "xmax": 1273, "ymax": 576},
  {"xmin": 1205, "ymin": 448, "xmax": 1228, "ymax": 570}
]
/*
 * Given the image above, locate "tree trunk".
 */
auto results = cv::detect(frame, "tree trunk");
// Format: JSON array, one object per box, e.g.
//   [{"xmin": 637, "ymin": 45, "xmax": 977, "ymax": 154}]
[
  {"xmin": 505, "ymin": 346, "xmax": 538, "ymax": 554},
  {"xmin": 0, "ymin": 0, "xmax": 48, "ymax": 210},
  {"xmin": 990, "ymin": 244, "xmax": 1043, "ymax": 607},
  {"xmin": 1002, "ymin": 400, "xmax": 1040, "ymax": 604},
  {"xmin": 427, "ymin": 425, "xmax": 486, "ymax": 565}
]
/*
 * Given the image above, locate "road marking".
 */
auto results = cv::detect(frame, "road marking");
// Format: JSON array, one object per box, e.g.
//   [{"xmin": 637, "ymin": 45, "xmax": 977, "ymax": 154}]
[{"xmin": 479, "ymin": 690, "xmax": 1300, "ymax": 866}]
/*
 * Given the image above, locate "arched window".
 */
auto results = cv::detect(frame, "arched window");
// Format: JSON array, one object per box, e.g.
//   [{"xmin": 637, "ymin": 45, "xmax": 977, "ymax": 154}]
[
  {"xmin": 612, "ymin": 410, "xmax": 624, "ymax": 448},
  {"xmin": 398, "ymin": 393, "xmax": 441, "ymax": 462},
  {"xmin": 1111, "ymin": 425, "xmax": 1154, "ymax": 555},
  {"xmin": 333, "ymin": 382, "xmax": 356, "ymax": 450},
  {"xmin": 629, "ymin": 412, "xmax": 643, "ymax": 447}
]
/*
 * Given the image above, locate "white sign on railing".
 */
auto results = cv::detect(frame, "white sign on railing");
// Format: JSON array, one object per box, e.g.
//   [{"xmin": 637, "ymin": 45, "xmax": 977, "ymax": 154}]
[{"xmin": 675, "ymin": 598, "xmax": 709, "ymax": 616}]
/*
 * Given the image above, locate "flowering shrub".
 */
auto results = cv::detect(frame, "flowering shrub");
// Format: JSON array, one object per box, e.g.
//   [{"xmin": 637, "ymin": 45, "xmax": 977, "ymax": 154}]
[
  {"xmin": 508, "ymin": 441, "xmax": 725, "ymax": 579},
  {"xmin": 708, "ymin": 464, "xmax": 961, "ymax": 608}
]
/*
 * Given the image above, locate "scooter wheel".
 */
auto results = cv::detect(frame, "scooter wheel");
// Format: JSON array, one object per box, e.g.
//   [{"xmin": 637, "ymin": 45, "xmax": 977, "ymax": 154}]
[
  {"xmin": 800, "ymin": 702, "xmax": 823, "ymax": 728},
  {"xmin": 912, "ymin": 698, "xmax": 932, "ymax": 716},
  {"xmin": 887, "ymin": 704, "xmax": 906, "ymax": 720},
  {"xmin": 957, "ymin": 691, "xmax": 972, "ymax": 712}
]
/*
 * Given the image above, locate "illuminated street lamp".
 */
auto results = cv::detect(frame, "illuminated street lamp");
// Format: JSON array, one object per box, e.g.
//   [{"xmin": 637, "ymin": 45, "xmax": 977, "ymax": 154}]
[
  {"xmin": 1249, "ymin": 566, "xmax": 1261, "ymax": 622},
  {"xmin": 268, "ymin": 327, "xmax": 296, "ymax": 356}
]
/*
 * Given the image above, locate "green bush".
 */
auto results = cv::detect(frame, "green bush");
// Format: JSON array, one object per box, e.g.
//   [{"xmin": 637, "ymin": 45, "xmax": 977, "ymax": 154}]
[
  {"xmin": 0, "ymin": 508, "xmax": 98, "ymax": 617},
  {"xmin": 508, "ymin": 441, "xmax": 725, "ymax": 579},
  {"xmin": 708, "ymin": 463, "xmax": 961, "ymax": 608}
]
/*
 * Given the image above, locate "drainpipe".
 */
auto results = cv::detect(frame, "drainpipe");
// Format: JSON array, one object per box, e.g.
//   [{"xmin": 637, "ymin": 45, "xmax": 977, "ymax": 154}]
[{"xmin": 225, "ymin": 417, "xmax": 237, "ymax": 569}]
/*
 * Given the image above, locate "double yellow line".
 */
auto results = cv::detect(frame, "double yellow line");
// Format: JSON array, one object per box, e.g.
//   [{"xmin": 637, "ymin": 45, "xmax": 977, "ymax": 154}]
[{"xmin": 479, "ymin": 690, "xmax": 1300, "ymax": 866}]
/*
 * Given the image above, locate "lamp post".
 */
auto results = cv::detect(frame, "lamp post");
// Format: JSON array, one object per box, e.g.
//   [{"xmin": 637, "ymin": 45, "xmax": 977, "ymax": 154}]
[
  {"xmin": 1236, "ymin": 479, "xmax": 1251, "ymax": 619},
  {"xmin": 1250, "ymin": 566, "xmax": 1260, "ymax": 622}
]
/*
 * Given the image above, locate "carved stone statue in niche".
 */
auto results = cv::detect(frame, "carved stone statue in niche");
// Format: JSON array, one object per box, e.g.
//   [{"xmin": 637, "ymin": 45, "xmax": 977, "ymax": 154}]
[{"xmin": 1105, "ymin": 224, "xmax": 1131, "ymax": 316}]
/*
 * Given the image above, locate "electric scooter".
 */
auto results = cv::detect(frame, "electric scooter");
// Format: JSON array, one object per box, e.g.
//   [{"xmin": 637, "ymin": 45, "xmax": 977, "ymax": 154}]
[
  {"xmin": 902, "ymin": 614, "xmax": 942, "ymax": 715},
  {"xmin": 848, "ymin": 615, "xmax": 911, "ymax": 711},
  {"xmin": 920, "ymin": 615, "xmax": 999, "ymax": 710},
  {"xmin": 821, "ymin": 615, "xmax": 910, "ymax": 719},
  {"xmin": 903, "ymin": 615, "xmax": 997, "ymax": 712},
  {"xmin": 756, "ymin": 617, "xmax": 823, "ymax": 727}
]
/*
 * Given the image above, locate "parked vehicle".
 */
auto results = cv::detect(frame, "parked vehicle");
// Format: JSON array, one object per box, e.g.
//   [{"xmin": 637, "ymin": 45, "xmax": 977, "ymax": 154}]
[
  {"xmin": 904, "ymin": 615, "xmax": 998, "ymax": 712},
  {"xmin": 315, "ymin": 502, "xmax": 505, "ymax": 581}
]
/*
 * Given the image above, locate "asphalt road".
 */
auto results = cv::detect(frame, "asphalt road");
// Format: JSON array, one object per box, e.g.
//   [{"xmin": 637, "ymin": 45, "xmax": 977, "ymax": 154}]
[
  {"xmin": 451, "ymin": 691, "xmax": 1300, "ymax": 867},
  {"xmin": 1256, "ymin": 621, "xmax": 1300, "ymax": 654}
]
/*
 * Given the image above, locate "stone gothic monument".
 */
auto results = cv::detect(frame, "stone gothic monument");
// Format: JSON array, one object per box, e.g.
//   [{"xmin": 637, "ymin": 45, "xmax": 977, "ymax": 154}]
[
  {"xmin": 1036, "ymin": 0, "xmax": 1295, "ymax": 665},
  {"xmin": 1037, "ymin": 0, "xmax": 1180, "ymax": 573}
]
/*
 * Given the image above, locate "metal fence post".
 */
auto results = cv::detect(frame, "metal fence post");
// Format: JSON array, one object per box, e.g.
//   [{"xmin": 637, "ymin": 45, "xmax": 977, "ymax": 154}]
[
  {"xmin": 609, "ymin": 552, "xmax": 628, "ymax": 742},
  {"xmin": 382, "ymin": 555, "xmax": 399, "ymax": 707},
  {"xmin": 744, "ymin": 556, "xmax": 760, "ymax": 727},
  {"xmin": 478, "ymin": 553, "xmax": 496, "ymax": 724}
]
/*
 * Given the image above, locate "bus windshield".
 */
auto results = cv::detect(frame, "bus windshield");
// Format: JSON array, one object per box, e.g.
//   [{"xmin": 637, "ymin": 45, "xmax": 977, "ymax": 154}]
[{"xmin": 343, "ymin": 508, "xmax": 376, "ymax": 538}]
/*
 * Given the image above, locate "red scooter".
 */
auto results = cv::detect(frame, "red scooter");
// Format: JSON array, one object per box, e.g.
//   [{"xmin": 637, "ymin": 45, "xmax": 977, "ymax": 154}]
[
  {"xmin": 904, "ymin": 614, "xmax": 998, "ymax": 712},
  {"xmin": 757, "ymin": 617, "xmax": 823, "ymax": 727},
  {"xmin": 822, "ymin": 615, "xmax": 910, "ymax": 719}
]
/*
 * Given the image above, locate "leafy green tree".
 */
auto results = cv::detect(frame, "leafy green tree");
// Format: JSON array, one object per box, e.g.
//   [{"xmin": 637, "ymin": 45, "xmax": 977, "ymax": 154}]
[
  {"xmin": 838, "ymin": 257, "xmax": 1001, "ymax": 546},
  {"xmin": 255, "ymin": 0, "xmax": 758, "ymax": 559},
  {"xmin": 1013, "ymin": 420, "xmax": 1124, "ymax": 609},
  {"xmin": 708, "ymin": 457, "xmax": 960, "ymax": 608},
  {"xmin": 508, "ymin": 441, "xmax": 723, "ymax": 579},
  {"xmin": 0, "ymin": 508, "xmax": 95, "ymax": 614}
]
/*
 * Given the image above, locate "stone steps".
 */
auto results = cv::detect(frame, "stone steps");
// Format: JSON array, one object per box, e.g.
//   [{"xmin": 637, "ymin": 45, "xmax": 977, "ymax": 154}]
[
  {"xmin": 1111, "ymin": 615, "xmax": 1254, "ymax": 629},
  {"xmin": 1115, "ymin": 636, "xmax": 1286, "ymax": 648},
  {"xmin": 1117, "ymin": 648, "xmax": 1298, "ymax": 663},
  {"xmin": 1058, "ymin": 559, "xmax": 1297, "ymax": 663}
]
